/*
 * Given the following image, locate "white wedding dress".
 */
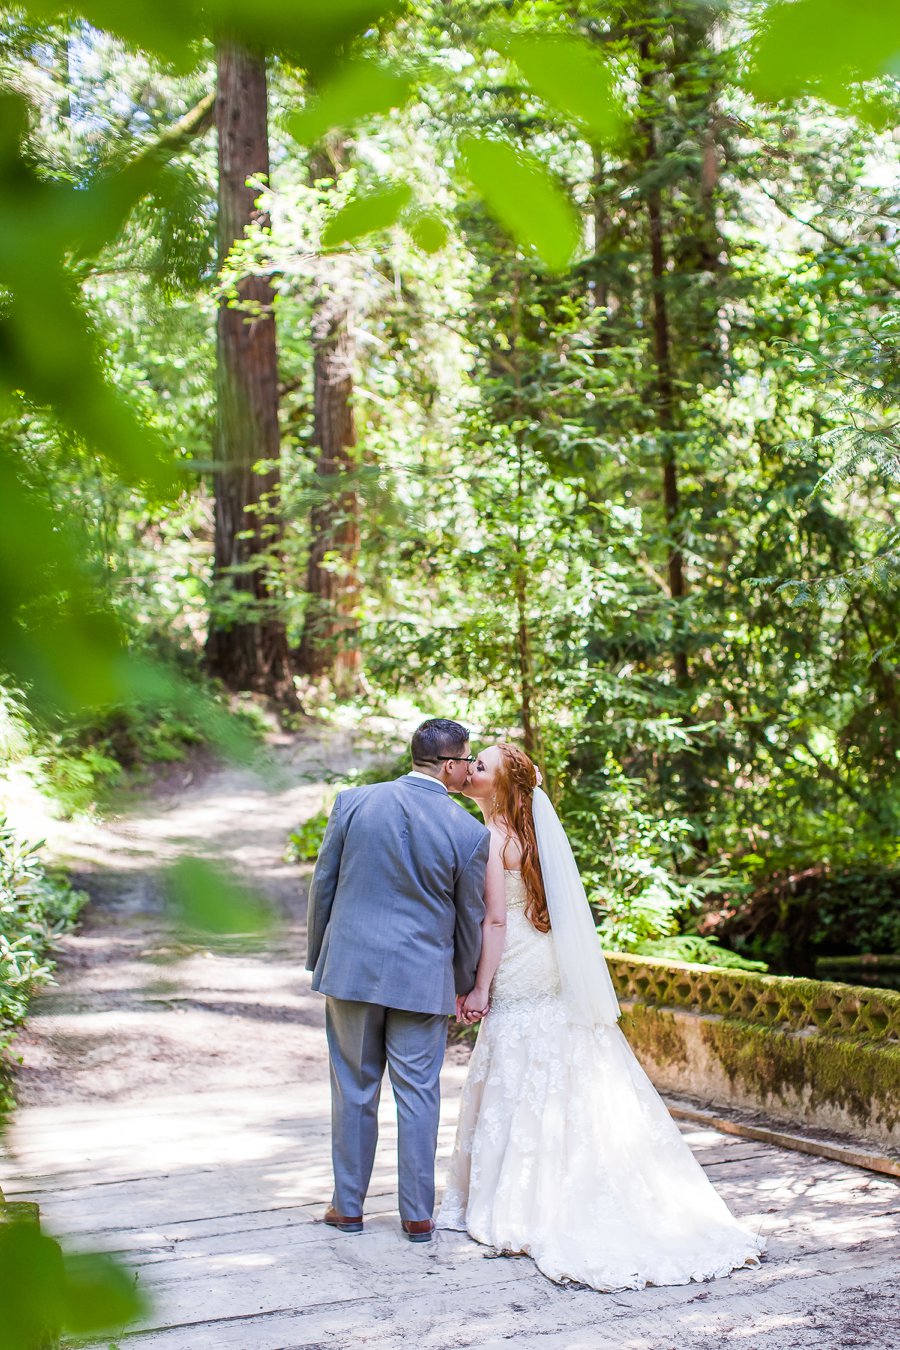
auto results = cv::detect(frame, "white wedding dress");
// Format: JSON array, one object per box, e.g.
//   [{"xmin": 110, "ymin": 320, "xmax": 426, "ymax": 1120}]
[{"xmin": 437, "ymin": 870, "xmax": 765, "ymax": 1290}]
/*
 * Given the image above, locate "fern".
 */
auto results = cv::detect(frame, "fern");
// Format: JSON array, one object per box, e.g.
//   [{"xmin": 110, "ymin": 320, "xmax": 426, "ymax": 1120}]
[{"xmin": 632, "ymin": 934, "xmax": 768, "ymax": 973}]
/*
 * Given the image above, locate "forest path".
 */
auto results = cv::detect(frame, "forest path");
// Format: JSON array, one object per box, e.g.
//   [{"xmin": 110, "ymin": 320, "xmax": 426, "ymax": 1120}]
[{"xmin": 1, "ymin": 727, "xmax": 898, "ymax": 1350}]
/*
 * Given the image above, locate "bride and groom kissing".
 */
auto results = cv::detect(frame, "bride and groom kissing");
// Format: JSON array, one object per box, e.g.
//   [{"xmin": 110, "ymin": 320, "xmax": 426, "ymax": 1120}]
[{"xmin": 306, "ymin": 718, "xmax": 764, "ymax": 1290}]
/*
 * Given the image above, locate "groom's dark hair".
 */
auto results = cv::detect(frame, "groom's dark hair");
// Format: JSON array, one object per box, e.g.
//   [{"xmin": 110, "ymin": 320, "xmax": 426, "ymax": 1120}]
[{"xmin": 411, "ymin": 718, "xmax": 470, "ymax": 765}]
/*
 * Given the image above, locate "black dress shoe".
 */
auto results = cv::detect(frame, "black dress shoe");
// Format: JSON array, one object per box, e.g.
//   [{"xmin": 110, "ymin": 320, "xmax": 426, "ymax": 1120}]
[{"xmin": 324, "ymin": 1205, "xmax": 363, "ymax": 1233}]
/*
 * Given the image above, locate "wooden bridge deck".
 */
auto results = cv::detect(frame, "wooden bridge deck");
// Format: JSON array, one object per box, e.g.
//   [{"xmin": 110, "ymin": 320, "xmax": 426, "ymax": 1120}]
[{"xmin": 3, "ymin": 1059, "xmax": 898, "ymax": 1350}]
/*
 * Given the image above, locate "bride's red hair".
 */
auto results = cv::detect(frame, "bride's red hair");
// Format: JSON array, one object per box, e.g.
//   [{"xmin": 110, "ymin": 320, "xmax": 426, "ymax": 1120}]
[{"xmin": 493, "ymin": 742, "xmax": 549, "ymax": 933}]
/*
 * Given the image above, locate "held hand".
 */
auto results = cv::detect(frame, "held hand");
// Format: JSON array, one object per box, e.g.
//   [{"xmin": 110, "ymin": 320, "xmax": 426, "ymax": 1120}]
[{"xmin": 461, "ymin": 987, "xmax": 490, "ymax": 1024}]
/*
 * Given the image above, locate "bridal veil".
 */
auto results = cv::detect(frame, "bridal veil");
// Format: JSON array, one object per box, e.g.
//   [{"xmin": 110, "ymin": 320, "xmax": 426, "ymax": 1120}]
[{"xmin": 531, "ymin": 785, "xmax": 620, "ymax": 1027}]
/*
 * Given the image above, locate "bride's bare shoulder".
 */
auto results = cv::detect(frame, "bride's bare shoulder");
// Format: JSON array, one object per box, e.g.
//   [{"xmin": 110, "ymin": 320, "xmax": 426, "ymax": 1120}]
[{"xmin": 487, "ymin": 822, "xmax": 523, "ymax": 869}]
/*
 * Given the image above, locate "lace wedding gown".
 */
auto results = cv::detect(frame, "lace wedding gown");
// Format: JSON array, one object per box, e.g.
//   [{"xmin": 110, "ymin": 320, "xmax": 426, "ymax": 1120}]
[{"xmin": 438, "ymin": 870, "xmax": 765, "ymax": 1290}]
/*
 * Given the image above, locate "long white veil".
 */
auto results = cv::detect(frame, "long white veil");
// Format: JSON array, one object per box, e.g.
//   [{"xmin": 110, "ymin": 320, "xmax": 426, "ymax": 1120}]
[{"xmin": 531, "ymin": 786, "xmax": 620, "ymax": 1027}]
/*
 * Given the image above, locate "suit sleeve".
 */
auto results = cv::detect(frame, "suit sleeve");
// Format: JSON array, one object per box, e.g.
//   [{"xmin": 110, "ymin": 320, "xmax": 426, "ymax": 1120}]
[
  {"xmin": 452, "ymin": 828, "xmax": 491, "ymax": 996},
  {"xmin": 305, "ymin": 793, "xmax": 344, "ymax": 973}
]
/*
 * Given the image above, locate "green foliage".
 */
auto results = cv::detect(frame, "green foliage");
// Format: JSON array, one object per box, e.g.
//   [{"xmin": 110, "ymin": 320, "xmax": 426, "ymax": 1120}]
[
  {"xmin": 286, "ymin": 810, "xmax": 331, "ymax": 862},
  {"xmin": 353, "ymin": 0, "xmax": 899, "ymax": 972},
  {"xmin": 164, "ymin": 856, "xmax": 276, "ymax": 945},
  {"xmin": 39, "ymin": 743, "xmax": 123, "ymax": 818},
  {"xmin": 0, "ymin": 818, "xmax": 86, "ymax": 1102},
  {"xmin": 715, "ymin": 864, "xmax": 900, "ymax": 973},
  {"xmin": 0, "ymin": 455, "xmax": 136, "ymax": 718},
  {"xmin": 1, "ymin": 0, "xmax": 404, "ymax": 717},
  {"xmin": 562, "ymin": 753, "xmax": 735, "ymax": 953},
  {"xmin": 632, "ymin": 934, "xmax": 768, "ymax": 973},
  {"xmin": 322, "ymin": 181, "xmax": 413, "ymax": 249},
  {"xmin": 65, "ymin": 689, "xmax": 264, "ymax": 777},
  {"xmin": 747, "ymin": 1, "xmax": 900, "ymax": 119},
  {"xmin": 0, "ymin": 90, "xmax": 174, "ymax": 489},
  {"xmin": 287, "ymin": 60, "xmax": 413, "ymax": 144},
  {"xmin": 0, "ymin": 1218, "xmax": 147, "ymax": 1348},
  {"xmin": 403, "ymin": 207, "xmax": 450, "ymax": 254},
  {"xmin": 17, "ymin": 0, "xmax": 395, "ymax": 74},
  {"xmin": 1, "ymin": 672, "xmax": 269, "ymax": 820},
  {"xmin": 496, "ymin": 32, "xmax": 626, "ymax": 143},
  {"xmin": 458, "ymin": 135, "xmax": 581, "ymax": 272},
  {"xmin": 813, "ymin": 872, "xmax": 900, "ymax": 956},
  {"xmin": 778, "ymin": 346, "xmax": 900, "ymax": 606},
  {"xmin": 0, "ymin": 0, "xmax": 898, "ymax": 998}
]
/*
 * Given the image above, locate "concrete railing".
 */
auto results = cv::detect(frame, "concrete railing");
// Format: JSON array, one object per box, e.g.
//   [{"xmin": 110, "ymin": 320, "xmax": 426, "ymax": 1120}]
[{"xmin": 607, "ymin": 953, "xmax": 900, "ymax": 1148}]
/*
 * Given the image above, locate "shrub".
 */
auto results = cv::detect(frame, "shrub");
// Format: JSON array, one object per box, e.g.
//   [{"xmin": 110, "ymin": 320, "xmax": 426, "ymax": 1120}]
[
  {"xmin": 2, "ymin": 677, "xmax": 271, "ymax": 820},
  {"xmin": 0, "ymin": 817, "xmax": 86, "ymax": 1111},
  {"xmin": 630, "ymin": 934, "xmax": 768, "ymax": 972},
  {"xmin": 708, "ymin": 864, "xmax": 900, "ymax": 974},
  {"xmin": 286, "ymin": 810, "xmax": 331, "ymax": 862},
  {"xmin": 562, "ymin": 754, "xmax": 757, "ymax": 966}
]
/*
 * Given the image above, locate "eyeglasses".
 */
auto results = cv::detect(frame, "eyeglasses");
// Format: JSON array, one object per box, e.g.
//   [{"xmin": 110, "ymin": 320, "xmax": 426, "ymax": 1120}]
[{"xmin": 430, "ymin": 755, "xmax": 477, "ymax": 764}]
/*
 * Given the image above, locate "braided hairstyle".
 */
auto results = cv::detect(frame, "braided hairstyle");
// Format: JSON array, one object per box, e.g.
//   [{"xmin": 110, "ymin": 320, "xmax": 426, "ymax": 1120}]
[{"xmin": 492, "ymin": 742, "xmax": 549, "ymax": 933}]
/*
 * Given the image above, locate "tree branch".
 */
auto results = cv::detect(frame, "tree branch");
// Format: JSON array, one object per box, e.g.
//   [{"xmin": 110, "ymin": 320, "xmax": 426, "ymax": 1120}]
[
  {"xmin": 750, "ymin": 176, "xmax": 900, "ymax": 292},
  {"xmin": 131, "ymin": 90, "xmax": 216, "ymax": 170}
]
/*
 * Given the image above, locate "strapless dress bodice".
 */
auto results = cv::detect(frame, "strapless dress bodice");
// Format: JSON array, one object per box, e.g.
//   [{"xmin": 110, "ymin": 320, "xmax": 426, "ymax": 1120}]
[
  {"xmin": 490, "ymin": 869, "xmax": 562, "ymax": 1008},
  {"xmin": 502, "ymin": 868, "xmax": 528, "ymax": 911}
]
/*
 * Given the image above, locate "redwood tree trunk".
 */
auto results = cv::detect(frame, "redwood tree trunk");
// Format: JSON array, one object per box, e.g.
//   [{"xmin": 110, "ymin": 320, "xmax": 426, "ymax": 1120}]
[
  {"xmin": 640, "ymin": 35, "xmax": 689, "ymax": 687},
  {"xmin": 296, "ymin": 296, "xmax": 361, "ymax": 691},
  {"xmin": 206, "ymin": 43, "xmax": 294, "ymax": 701},
  {"xmin": 590, "ymin": 149, "xmax": 612, "ymax": 325},
  {"xmin": 296, "ymin": 144, "xmax": 362, "ymax": 693}
]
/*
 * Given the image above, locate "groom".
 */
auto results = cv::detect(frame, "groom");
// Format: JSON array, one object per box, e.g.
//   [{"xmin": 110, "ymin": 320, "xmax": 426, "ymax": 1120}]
[{"xmin": 305, "ymin": 718, "xmax": 490, "ymax": 1241}]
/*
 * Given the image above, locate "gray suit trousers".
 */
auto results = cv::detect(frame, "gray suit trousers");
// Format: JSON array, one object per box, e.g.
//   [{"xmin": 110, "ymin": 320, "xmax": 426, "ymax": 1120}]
[{"xmin": 325, "ymin": 997, "xmax": 448, "ymax": 1222}]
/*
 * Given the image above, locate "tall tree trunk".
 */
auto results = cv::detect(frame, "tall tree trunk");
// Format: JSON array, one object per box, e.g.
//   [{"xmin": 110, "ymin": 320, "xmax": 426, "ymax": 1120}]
[
  {"xmin": 590, "ymin": 150, "xmax": 611, "ymax": 320},
  {"xmin": 514, "ymin": 447, "xmax": 538, "ymax": 761},
  {"xmin": 296, "ymin": 144, "xmax": 362, "ymax": 693},
  {"xmin": 508, "ymin": 264, "xmax": 542, "ymax": 765},
  {"xmin": 640, "ymin": 34, "xmax": 689, "ymax": 687},
  {"xmin": 297, "ymin": 296, "xmax": 361, "ymax": 691},
  {"xmin": 206, "ymin": 43, "xmax": 294, "ymax": 701}
]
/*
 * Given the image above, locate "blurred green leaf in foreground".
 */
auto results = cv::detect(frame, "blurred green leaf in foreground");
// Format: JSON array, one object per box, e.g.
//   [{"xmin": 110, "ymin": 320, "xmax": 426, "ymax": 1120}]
[
  {"xmin": 164, "ymin": 856, "xmax": 277, "ymax": 945},
  {"xmin": 322, "ymin": 180, "xmax": 413, "ymax": 249},
  {"xmin": 746, "ymin": 0, "xmax": 900, "ymax": 123},
  {"xmin": 458, "ymin": 135, "xmax": 581, "ymax": 273},
  {"xmin": 0, "ymin": 1216, "xmax": 148, "ymax": 1350},
  {"xmin": 496, "ymin": 31, "xmax": 627, "ymax": 144},
  {"xmin": 287, "ymin": 59, "xmax": 413, "ymax": 145},
  {"xmin": 18, "ymin": 0, "xmax": 396, "ymax": 74}
]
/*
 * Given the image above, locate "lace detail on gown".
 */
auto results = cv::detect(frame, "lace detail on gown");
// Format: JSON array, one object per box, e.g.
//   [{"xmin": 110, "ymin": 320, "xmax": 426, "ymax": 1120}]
[
  {"xmin": 437, "ymin": 870, "xmax": 765, "ymax": 1291},
  {"xmin": 489, "ymin": 870, "xmax": 561, "ymax": 1009}
]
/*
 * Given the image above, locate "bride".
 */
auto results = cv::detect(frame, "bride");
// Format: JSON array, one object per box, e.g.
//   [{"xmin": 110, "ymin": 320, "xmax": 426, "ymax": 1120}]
[{"xmin": 437, "ymin": 742, "xmax": 765, "ymax": 1291}]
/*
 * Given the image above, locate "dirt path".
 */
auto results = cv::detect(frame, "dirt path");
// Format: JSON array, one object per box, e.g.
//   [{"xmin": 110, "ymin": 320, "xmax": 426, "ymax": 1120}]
[
  {"xmin": 5, "ymin": 726, "xmax": 371, "ymax": 1108},
  {"xmin": 1, "ymin": 729, "xmax": 899, "ymax": 1349}
]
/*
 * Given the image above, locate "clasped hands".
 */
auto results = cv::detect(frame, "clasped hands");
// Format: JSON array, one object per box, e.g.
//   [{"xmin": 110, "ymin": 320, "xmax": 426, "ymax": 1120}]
[{"xmin": 456, "ymin": 987, "xmax": 490, "ymax": 1025}]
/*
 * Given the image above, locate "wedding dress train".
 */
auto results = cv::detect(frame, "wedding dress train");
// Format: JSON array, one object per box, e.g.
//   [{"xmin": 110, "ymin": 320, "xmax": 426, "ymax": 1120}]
[{"xmin": 438, "ymin": 870, "xmax": 765, "ymax": 1291}]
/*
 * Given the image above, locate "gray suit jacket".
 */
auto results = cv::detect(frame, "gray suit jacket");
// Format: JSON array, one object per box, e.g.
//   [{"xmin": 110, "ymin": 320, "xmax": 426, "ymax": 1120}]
[{"xmin": 305, "ymin": 775, "xmax": 490, "ymax": 1016}]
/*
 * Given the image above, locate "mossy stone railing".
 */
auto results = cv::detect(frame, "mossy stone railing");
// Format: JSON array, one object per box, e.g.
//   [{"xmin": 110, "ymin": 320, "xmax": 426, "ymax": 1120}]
[
  {"xmin": 608, "ymin": 954, "xmax": 900, "ymax": 1041},
  {"xmin": 606, "ymin": 953, "xmax": 900, "ymax": 1147}
]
